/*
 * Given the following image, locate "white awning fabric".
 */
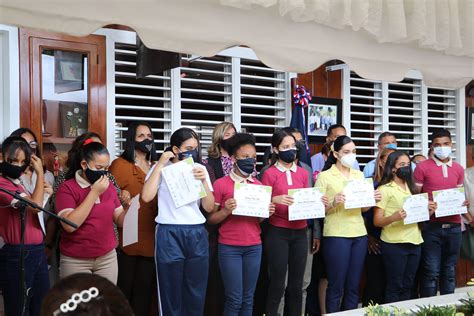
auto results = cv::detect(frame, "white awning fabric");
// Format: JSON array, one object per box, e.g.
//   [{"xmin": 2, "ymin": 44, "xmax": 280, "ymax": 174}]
[{"xmin": 0, "ymin": 0, "xmax": 472, "ymax": 88}]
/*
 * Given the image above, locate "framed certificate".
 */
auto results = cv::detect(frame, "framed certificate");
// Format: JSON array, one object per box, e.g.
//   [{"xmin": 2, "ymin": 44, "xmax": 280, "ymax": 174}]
[
  {"xmin": 288, "ymin": 187, "xmax": 325, "ymax": 221},
  {"xmin": 233, "ymin": 183, "xmax": 272, "ymax": 218},
  {"xmin": 343, "ymin": 178, "xmax": 376, "ymax": 209},
  {"xmin": 161, "ymin": 157, "xmax": 207, "ymax": 208},
  {"xmin": 433, "ymin": 187, "xmax": 467, "ymax": 218},
  {"xmin": 403, "ymin": 193, "xmax": 429, "ymax": 225}
]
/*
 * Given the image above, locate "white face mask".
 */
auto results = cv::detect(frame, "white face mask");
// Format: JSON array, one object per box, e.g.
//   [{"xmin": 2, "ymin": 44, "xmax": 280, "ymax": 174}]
[
  {"xmin": 339, "ymin": 153, "xmax": 357, "ymax": 169},
  {"xmin": 434, "ymin": 146, "xmax": 452, "ymax": 160}
]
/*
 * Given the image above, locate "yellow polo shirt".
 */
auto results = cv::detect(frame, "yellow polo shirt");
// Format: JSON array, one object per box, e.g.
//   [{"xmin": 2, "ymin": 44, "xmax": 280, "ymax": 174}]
[
  {"xmin": 376, "ymin": 182, "xmax": 423, "ymax": 245},
  {"xmin": 315, "ymin": 165, "xmax": 367, "ymax": 238}
]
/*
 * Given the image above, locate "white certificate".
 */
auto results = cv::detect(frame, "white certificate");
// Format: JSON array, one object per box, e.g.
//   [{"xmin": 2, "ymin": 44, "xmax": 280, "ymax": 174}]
[
  {"xmin": 288, "ymin": 187, "xmax": 325, "ymax": 221},
  {"xmin": 433, "ymin": 187, "xmax": 467, "ymax": 218},
  {"xmin": 343, "ymin": 178, "xmax": 376, "ymax": 209},
  {"xmin": 233, "ymin": 182, "xmax": 272, "ymax": 218},
  {"xmin": 122, "ymin": 195, "xmax": 140, "ymax": 247},
  {"xmin": 162, "ymin": 157, "xmax": 207, "ymax": 208},
  {"xmin": 403, "ymin": 193, "xmax": 429, "ymax": 225}
]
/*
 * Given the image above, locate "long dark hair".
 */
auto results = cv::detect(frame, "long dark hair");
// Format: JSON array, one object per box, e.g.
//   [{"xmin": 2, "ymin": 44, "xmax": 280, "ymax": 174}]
[
  {"xmin": 65, "ymin": 132, "xmax": 102, "ymax": 180},
  {"xmin": 322, "ymin": 135, "xmax": 353, "ymax": 172},
  {"xmin": 10, "ymin": 128, "xmax": 43, "ymax": 161},
  {"xmin": 269, "ymin": 128, "xmax": 296, "ymax": 166},
  {"xmin": 0, "ymin": 136, "xmax": 32, "ymax": 176},
  {"xmin": 120, "ymin": 122, "xmax": 158, "ymax": 163},
  {"xmin": 165, "ymin": 128, "xmax": 201, "ymax": 163},
  {"xmin": 379, "ymin": 151, "xmax": 416, "ymax": 194},
  {"xmin": 67, "ymin": 142, "xmax": 109, "ymax": 178}
]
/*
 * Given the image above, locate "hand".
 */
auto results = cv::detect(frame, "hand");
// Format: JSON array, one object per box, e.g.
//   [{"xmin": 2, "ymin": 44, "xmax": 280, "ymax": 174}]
[
  {"xmin": 368, "ymin": 235, "xmax": 381, "ymax": 255},
  {"xmin": 392, "ymin": 209, "xmax": 407, "ymax": 222},
  {"xmin": 268, "ymin": 203, "xmax": 276, "ymax": 217},
  {"xmin": 193, "ymin": 167, "xmax": 206, "ymax": 181},
  {"xmin": 43, "ymin": 182, "xmax": 53, "ymax": 196},
  {"xmin": 334, "ymin": 193, "xmax": 346, "ymax": 206},
  {"xmin": 428, "ymin": 201, "xmax": 437, "ymax": 216},
  {"xmin": 224, "ymin": 198, "xmax": 237, "ymax": 213},
  {"xmin": 374, "ymin": 190, "xmax": 382, "ymax": 202},
  {"xmin": 272, "ymin": 195, "xmax": 294, "ymax": 206},
  {"xmin": 463, "ymin": 200, "xmax": 471, "ymax": 208},
  {"xmin": 91, "ymin": 176, "xmax": 109, "ymax": 195},
  {"xmin": 157, "ymin": 151, "xmax": 175, "ymax": 167},
  {"xmin": 321, "ymin": 195, "xmax": 329, "ymax": 208},
  {"xmin": 311, "ymin": 238, "xmax": 321, "ymax": 254},
  {"xmin": 30, "ymin": 155, "xmax": 44, "ymax": 175},
  {"xmin": 120, "ymin": 190, "xmax": 132, "ymax": 206},
  {"xmin": 44, "ymin": 246, "xmax": 53, "ymax": 264}
]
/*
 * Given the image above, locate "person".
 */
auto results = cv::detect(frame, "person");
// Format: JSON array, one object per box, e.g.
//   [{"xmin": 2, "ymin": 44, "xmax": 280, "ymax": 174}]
[
  {"xmin": 0, "ymin": 136, "xmax": 49, "ymax": 316},
  {"xmin": 261, "ymin": 129, "xmax": 328, "ymax": 316},
  {"xmin": 363, "ymin": 132, "xmax": 397, "ymax": 178},
  {"xmin": 411, "ymin": 154, "xmax": 427, "ymax": 166},
  {"xmin": 311, "ymin": 124, "xmax": 359, "ymax": 174},
  {"xmin": 40, "ymin": 273, "xmax": 133, "ymax": 316},
  {"xmin": 207, "ymin": 133, "xmax": 275, "ymax": 316},
  {"xmin": 54, "ymin": 142, "xmax": 127, "ymax": 284},
  {"xmin": 374, "ymin": 151, "xmax": 435, "ymax": 303},
  {"xmin": 315, "ymin": 135, "xmax": 381, "ymax": 313},
  {"xmin": 108, "ymin": 122, "xmax": 158, "ymax": 316},
  {"xmin": 141, "ymin": 127, "xmax": 215, "ymax": 316},
  {"xmin": 414, "ymin": 129, "xmax": 469, "ymax": 297}
]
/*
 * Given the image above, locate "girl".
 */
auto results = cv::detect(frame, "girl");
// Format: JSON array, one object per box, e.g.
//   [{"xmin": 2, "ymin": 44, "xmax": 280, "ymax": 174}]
[
  {"xmin": 108, "ymin": 122, "xmax": 158, "ymax": 316},
  {"xmin": 0, "ymin": 136, "xmax": 49, "ymax": 316},
  {"xmin": 207, "ymin": 133, "xmax": 275, "ymax": 316},
  {"xmin": 261, "ymin": 129, "xmax": 327, "ymax": 316},
  {"xmin": 316, "ymin": 135, "xmax": 381, "ymax": 313},
  {"xmin": 141, "ymin": 127, "xmax": 214, "ymax": 316},
  {"xmin": 374, "ymin": 151, "xmax": 435, "ymax": 303},
  {"xmin": 55, "ymin": 142, "xmax": 127, "ymax": 284}
]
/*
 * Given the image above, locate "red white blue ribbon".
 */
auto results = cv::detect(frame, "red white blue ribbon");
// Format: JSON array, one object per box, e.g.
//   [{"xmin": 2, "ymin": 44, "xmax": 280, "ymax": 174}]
[{"xmin": 293, "ymin": 85, "xmax": 312, "ymax": 107}]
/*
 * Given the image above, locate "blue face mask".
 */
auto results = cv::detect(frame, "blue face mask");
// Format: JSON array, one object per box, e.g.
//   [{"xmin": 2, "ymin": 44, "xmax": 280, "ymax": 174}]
[
  {"xmin": 385, "ymin": 143, "xmax": 397, "ymax": 150},
  {"xmin": 278, "ymin": 149, "xmax": 297, "ymax": 163},
  {"xmin": 236, "ymin": 158, "xmax": 256, "ymax": 176},
  {"xmin": 178, "ymin": 149, "xmax": 199, "ymax": 162}
]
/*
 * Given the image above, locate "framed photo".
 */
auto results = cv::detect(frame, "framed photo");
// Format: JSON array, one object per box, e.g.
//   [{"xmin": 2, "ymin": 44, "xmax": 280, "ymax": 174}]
[
  {"xmin": 59, "ymin": 101, "xmax": 88, "ymax": 138},
  {"xmin": 467, "ymin": 107, "xmax": 474, "ymax": 144},
  {"xmin": 54, "ymin": 51, "xmax": 85, "ymax": 94},
  {"xmin": 307, "ymin": 97, "xmax": 342, "ymax": 142}
]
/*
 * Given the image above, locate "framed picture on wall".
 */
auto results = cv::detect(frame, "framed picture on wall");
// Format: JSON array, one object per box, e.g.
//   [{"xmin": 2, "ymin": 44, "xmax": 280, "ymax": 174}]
[
  {"xmin": 59, "ymin": 101, "xmax": 88, "ymax": 138},
  {"xmin": 467, "ymin": 107, "xmax": 474, "ymax": 144},
  {"xmin": 307, "ymin": 97, "xmax": 342, "ymax": 142}
]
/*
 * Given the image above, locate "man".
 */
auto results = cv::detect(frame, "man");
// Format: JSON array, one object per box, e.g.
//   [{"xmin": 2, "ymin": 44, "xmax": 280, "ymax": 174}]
[
  {"xmin": 363, "ymin": 132, "xmax": 397, "ymax": 178},
  {"xmin": 414, "ymin": 129, "xmax": 469, "ymax": 297},
  {"xmin": 311, "ymin": 124, "xmax": 360, "ymax": 174}
]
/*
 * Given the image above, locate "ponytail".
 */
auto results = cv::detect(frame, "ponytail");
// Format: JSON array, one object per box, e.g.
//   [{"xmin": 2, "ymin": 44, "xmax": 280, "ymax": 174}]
[{"xmin": 321, "ymin": 135, "xmax": 353, "ymax": 172}]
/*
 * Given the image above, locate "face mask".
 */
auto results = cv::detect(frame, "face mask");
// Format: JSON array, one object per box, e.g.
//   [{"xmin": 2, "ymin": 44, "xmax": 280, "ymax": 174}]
[
  {"xmin": 296, "ymin": 141, "xmax": 306, "ymax": 159},
  {"xmin": 339, "ymin": 153, "xmax": 357, "ymax": 169},
  {"xmin": 1, "ymin": 162, "xmax": 24, "ymax": 179},
  {"xmin": 135, "ymin": 139, "xmax": 153, "ymax": 154},
  {"xmin": 395, "ymin": 166, "xmax": 412, "ymax": 181},
  {"xmin": 278, "ymin": 149, "xmax": 297, "ymax": 163},
  {"xmin": 385, "ymin": 143, "xmax": 397, "ymax": 150},
  {"xmin": 85, "ymin": 164, "xmax": 107, "ymax": 184},
  {"xmin": 236, "ymin": 158, "xmax": 256, "ymax": 176},
  {"xmin": 220, "ymin": 138, "xmax": 232, "ymax": 153},
  {"xmin": 178, "ymin": 149, "xmax": 199, "ymax": 162},
  {"xmin": 434, "ymin": 146, "xmax": 452, "ymax": 160}
]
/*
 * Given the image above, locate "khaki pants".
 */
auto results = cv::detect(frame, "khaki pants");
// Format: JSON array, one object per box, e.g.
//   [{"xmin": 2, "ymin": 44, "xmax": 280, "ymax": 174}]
[{"xmin": 60, "ymin": 249, "xmax": 118, "ymax": 284}]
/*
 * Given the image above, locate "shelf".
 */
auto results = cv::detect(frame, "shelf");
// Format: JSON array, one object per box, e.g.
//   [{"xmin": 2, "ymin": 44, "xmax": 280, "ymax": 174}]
[{"xmin": 42, "ymin": 136, "xmax": 74, "ymax": 145}]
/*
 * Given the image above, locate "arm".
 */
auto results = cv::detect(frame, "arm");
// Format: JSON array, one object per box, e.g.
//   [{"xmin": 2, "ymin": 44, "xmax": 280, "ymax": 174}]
[
  {"xmin": 373, "ymin": 206, "xmax": 405, "ymax": 227},
  {"xmin": 207, "ymin": 202, "xmax": 233, "ymax": 225},
  {"xmin": 141, "ymin": 152, "xmax": 175, "ymax": 203},
  {"xmin": 193, "ymin": 166, "xmax": 215, "ymax": 213},
  {"xmin": 28, "ymin": 155, "xmax": 45, "ymax": 212}
]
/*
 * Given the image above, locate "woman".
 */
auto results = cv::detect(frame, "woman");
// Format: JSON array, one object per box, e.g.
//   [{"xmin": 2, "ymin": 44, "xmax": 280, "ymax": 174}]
[
  {"xmin": 141, "ymin": 127, "xmax": 215, "ymax": 316},
  {"xmin": 108, "ymin": 122, "xmax": 158, "ymax": 316},
  {"xmin": 374, "ymin": 151, "xmax": 434, "ymax": 303},
  {"xmin": 0, "ymin": 136, "xmax": 49, "ymax": 316},
  {"xmin": 315, "ymin": 135, "xmax": 381, "ymax": 313},
  {"xmin": 261, "ymin": 129, "xmax": 327, "ymax": 316},
  {"xmin": 207, "ymin": 133, "xmax": 275, "ymax": 316},
  {"xmin": 55, "ymin": 142, "xmax": 127, "ymax": 284}
]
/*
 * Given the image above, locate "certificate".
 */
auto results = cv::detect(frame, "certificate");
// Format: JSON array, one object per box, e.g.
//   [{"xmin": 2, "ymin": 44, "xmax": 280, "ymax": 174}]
[
  {"xmin": 288, "ymin": 187, "xmax": 325, "ymax": 221},
  {"xmin": 433, "ymin": 187, "xmax": 467, "ymax": 218},
  {"xmin": 233, "ymin": 182, "xmax": 272, "ymax": 218},
  {"xmin": 122, "ymin": 195, "xmax": 140, "ymax": 247},
  {"xmin": 343, "ymin": 178, "xmax": 375, "ymax": 209},
  {"xmin": 403, "ymin": 193, "xmax": 429, "ymax": 225},
  {"xmin": 162, "ymin": 157, "xmax": 207, "ymax": 208}
]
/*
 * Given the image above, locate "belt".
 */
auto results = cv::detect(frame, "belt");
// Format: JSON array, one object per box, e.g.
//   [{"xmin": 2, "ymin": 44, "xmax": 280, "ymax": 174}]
[{"xmin": 429, "ymin": 222, "xmax": 461, "ymax": 229}]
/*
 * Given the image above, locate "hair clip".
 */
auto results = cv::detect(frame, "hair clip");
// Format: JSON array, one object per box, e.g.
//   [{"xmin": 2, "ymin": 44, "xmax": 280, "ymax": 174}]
[
  {"xmin": 330, "ymin": 144, "xmax": 335, "ymax": 153},
  {"xmin": 53, "ymin": 287, "xmax": 99, "ymax": 315},
  {"xmin": 82, "ymin": 139, "xmax": 94, "ymax": 147}
]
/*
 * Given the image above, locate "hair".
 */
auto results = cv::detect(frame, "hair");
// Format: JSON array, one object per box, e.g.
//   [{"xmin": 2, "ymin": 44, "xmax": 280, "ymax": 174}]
[
  {"xmin": 120, "ymin": 122, "xmax": 158, "ymax": 163},
  {"xmin": 165, "ymin": 127, "xmax": 201, "ymax": 162},
  {"xmin": 10, "ymin": 127, "xmax": 43, "ymax": 162},
  {"xmin": 326, "ymin": 124, "xmax": 346, "ymax": 138},
  {"xmin": 269, "ymin": 128, "xmax": 297, "ymax": 165},
  {"xmin": 379, "ymin": 151, "xmax": 416, "ymax": 194},
  {"xmin": 40, "ymin": 273, "xmax": 133, "ymax": 316},
  {"xmin": 430, "ymin": 128, "xmax": 452, "ymax": 144},
  {"xmin": 378, "ymin": 131, "xmax": 396, "ymax": 144},
  {"xmin": 207, "ymin": 122, "xmax": 236, "ymax": 159},
  {"xmin": 373, "ymin": 148, "xmax": 396, "ymax": 183},
  {"xmin": 227, "ymin": 133, "xmax": 256, "ymax": 157},
  {"xmin": 65, "ymin": 132, "xmax": 102, "ymax": 180},
  {"xmin": 262, "ymin": 146, "xmax": 272, "ymax": 167},
  {"xmin": 411, "ymin": 154, "xmax": 426, "ymax": 162},
  {"xmin": 0, "ymin": 136, "xmax": 32, "ymax": 176},
  {"xmin": 322, "ymin": 135, "xmax": 354, "ymax": 172},
  {"xmin": 321, "ymin": 143, "xmax": 331, "ymax": 156},
  {"xmin": 282, "ymin": 127, "xmax": 302, "ymax": 138}
]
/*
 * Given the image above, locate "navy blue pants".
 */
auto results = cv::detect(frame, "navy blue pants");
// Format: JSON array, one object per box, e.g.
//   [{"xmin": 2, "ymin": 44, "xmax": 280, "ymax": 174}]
[
  {"xmin": 218, "ymin": 243, "xmax": 262, "ymax": 316},
  {"xmin": 323, "ymin": 236, "xmax": 367, "ymax": 313},
  {"xmin": 0, "ymin": 244, "xmax": 50, "ymax": 316},
  {"xmin": 155, "ymin": 224, "xmax": 209, "ymax": 316},
  {"xmin": 381, "ymin": 242, "xmax": 421, "ymax": 303},
  {"xmin": 420, "ymin": 224, "xmax": 462, "ymax": 297}
]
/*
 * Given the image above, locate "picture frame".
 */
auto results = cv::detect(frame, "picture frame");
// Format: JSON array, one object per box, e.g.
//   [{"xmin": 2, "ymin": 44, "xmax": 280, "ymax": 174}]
[
  {"xmin": 54, "ymin": 51, "xmax": 84, "ymax": 94},
  {"xmin": 59, "ymin": 101, "xmax": 88, "ymax": 138},
  {"xmin": 307, "ymin": 97, "xmax": 343, "ymax": 143},
  {"xmin": 467, "ymin": 107, "xmax": 474, "ymax": 144}
]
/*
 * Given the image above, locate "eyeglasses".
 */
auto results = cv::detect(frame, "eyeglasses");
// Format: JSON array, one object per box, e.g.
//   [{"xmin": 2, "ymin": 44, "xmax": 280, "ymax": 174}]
[{"xmin": 28, "ymin": 141, "xmax": 38, "ymax": 149}]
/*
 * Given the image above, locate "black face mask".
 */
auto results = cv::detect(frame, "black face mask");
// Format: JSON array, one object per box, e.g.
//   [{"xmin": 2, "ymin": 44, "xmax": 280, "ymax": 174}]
[
  {"xmin": 1, "ymin": 162, "xmax": 25, "ymax": 179},
  {"xmin": 85, "ymin": 168, "xmax": 107, "ymax": 184},
  {"xmin": 296, "ymin": 141, "xmax": 306, "ymax": 160},
  {"xmin": 395, "ymin": 166, "xmax": 412, "ymax": 181},
  {"xmin": 236, "ymin": 158, "xmax": 256, "ymax": 176},
  {"xmin": 178, "ymin": 149, "xmax": 199, "ymax": 162},
  {"xmin": 220, "ymin": 138, "xmax": 232, "ymax": 153},
  {"xmin": 135, "ymin": 139, "xmax": 153, "ymax": 154},
  {"xmin": 278, "ymin": 149, "xmax": 297, "ymax": 163}
]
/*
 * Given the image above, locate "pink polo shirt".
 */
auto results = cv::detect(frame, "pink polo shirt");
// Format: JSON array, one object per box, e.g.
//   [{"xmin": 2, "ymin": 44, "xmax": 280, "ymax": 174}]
[
  {"xmin": 0, "ymin": 177, "xmax": 43, "ymax": 245},
  {"xmin": 214, "ymin": 173, "xmax": 262, "ymax": 246},
  {"xmin": 414, "ymin": 157, "xmax": 465, "ymax": 224},
  {"xmin": 55, "ymin": 171, "xmax": 122, "ymax": 258},
  {"xmin": 261, "ymin": 162, "xmax": 308, "ymax": 230}
]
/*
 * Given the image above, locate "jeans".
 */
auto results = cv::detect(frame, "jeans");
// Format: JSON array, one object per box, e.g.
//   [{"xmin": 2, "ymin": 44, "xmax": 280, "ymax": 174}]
[
  {"xmin": 0, "ymin": 244, "xmax": 50, "ymax": 316},
  {"xmin": 218, "ymin": 243, "xmax": 262, "ymax": 316},
  {"xmin": 381, "ymin": 242, "xmax": 421, "ymax": 303},
  {"xmin": 323, "ymin": 236, "xmax": 367, "ymax": 313},
  {"xmin": 420, "ymin": 223, "xmax": 462, "ymax": 297}
]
